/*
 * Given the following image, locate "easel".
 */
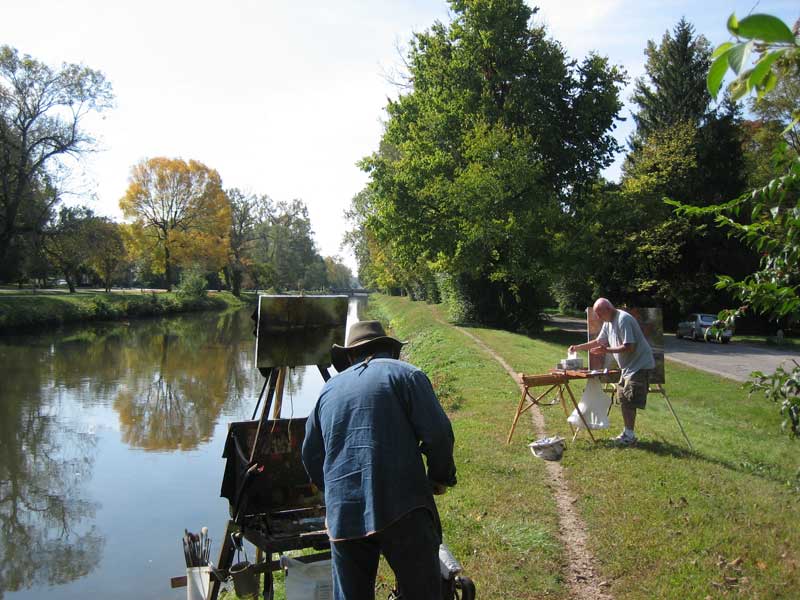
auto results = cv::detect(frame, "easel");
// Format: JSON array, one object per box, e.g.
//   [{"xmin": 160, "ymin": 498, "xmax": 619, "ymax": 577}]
[
  {"xmin": 206, "ymin": 363, "xmax": 333, "ymax": 600},
  {"xmin": 602, "ymin": 380, "xmax": 693, "ymax": 451},
  {"xmin": 507, "ymin": 372, "xmax": 599, "ymax": 444}
]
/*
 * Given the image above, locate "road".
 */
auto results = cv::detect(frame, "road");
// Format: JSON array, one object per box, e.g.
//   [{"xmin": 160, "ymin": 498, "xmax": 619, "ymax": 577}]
[{"xmin": 549, "ymin": 316, "xmax": 800, "ymax": 382}]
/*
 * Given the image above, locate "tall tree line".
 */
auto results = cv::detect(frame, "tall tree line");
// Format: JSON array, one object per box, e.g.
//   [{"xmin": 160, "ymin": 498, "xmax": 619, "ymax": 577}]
[
  {"xmin": 347, "ymin": 2, "xmax": 788, "ymax": 327},
  {"xmin": 0, "ymin": 46, "xmax": 352, "ymax": 295},
  {"xmin": 348, "ymin": 0, "xmax": 626, "ymax": 330}
]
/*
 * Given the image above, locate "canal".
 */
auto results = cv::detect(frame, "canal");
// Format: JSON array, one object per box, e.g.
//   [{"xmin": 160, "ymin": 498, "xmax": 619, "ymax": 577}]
[{"xmin": 0, "ymin": 297, "xmax": 365, "ymax": 599}]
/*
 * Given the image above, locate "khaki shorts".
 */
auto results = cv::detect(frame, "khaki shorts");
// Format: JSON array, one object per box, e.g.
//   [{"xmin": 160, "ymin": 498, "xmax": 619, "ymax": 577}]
[{"xmin": 618, "ymin": 370, "xmax": 650, "ymax": 410}]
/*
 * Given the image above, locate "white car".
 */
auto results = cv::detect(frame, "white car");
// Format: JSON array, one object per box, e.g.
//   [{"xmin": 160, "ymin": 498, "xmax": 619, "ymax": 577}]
[{"xmin": 676, "ymin": 313, "xmax": 733, "ymax": 343}]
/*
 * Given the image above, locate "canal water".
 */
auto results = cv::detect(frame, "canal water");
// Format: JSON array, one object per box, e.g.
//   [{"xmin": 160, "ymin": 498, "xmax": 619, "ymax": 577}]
[{"xmin": 0, "ymin": 297, "xmax": 365, "ymax": 599}]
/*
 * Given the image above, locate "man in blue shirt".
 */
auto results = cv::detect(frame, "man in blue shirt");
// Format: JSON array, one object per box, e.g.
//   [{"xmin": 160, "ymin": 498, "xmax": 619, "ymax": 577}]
[
  {"xmin": 569, "ymin": 298, "xmax": 655, "ymax": 446},
  {"xmin": 302, "ymin": 320, "xmax": 457, "ymax": 600}
]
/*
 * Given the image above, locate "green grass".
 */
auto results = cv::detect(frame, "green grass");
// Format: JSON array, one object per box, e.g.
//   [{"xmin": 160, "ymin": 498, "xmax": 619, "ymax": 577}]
[
  {"xmin": 732, "ymin": 333, "xmax": 800, "ymax": 350},
  {"xmin": 0, "ymin": 289, "xmax": 252, "ymax": 332},
  {"xmin": 367, "ymin": 295, "xmax": 569, "ymax": 599},
  {"xmin": 460, "ymin": 318, "xmax": 800, "ymax": 599}
]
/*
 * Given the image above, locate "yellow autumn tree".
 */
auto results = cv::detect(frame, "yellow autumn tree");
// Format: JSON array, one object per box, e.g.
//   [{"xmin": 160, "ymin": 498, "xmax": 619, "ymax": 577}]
[{"xmin": 119, "ymin": 157, "xmax": 231, "ymax": 290}]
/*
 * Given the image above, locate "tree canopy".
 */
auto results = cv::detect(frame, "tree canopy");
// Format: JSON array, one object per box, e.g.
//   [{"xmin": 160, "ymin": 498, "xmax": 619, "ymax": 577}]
[
  {"xmin": 119, "ymin": 157, "xmax": 231, "ymax": 290},
  {"xmin": 0, "ymin": 45, "xmax": 113, "ymax": 273},
  {"xmin": 351, "ymin": 0, "xmax": 626, "ymax": 329}
]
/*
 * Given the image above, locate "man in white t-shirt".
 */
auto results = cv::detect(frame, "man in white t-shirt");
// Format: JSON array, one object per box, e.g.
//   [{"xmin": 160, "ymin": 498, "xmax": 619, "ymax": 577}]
[{"xmin": 569, "ymin": 298, "xmax": 655, "ymax": 445}]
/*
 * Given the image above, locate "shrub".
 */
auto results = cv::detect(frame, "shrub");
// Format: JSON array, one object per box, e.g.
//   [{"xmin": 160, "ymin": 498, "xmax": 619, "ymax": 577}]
[{"xmin": 176, "ymin": 268, "xmax": 208, "ymax": 300}]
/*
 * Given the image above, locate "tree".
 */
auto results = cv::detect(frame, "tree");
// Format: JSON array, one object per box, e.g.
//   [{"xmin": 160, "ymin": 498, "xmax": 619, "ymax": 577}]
[
  {"xmin": 42, "ymin": 206, "xmax": 103, "ymax": 293},
  {"xmin": 324, "ymin": 256, "xmax": 353, "ymax": 290},
  {"xmin": 629, "ymin": 18, "xmax": 712, "ymax": 148},
  {"xmin": 252, "ymin": 199, "xmax": 325, "ymax": 291},
  {"xmin": 355, "ymin": 0, "xmax": 626, "ymax": 328},
  {"xmin": 0, "ymin": 46, "xmax": 113, "ymax": 269},
  {"xmin": 87, "ymin": 219, "xmax": 126, "ymax": 292},
  {"xmin": 224, "ymin": 188, "xmax": 271, "ymax": 296},
  {"xmin": 119, "ymin": 158, "xmax": 231, "ymax": 290},
  {"xmin": 748, "ymin": 72, "xmax": 800, "ymax": 154},
  {"xmin": 604, "ymin": 18, "xmax": 754, "ymax": 318}
]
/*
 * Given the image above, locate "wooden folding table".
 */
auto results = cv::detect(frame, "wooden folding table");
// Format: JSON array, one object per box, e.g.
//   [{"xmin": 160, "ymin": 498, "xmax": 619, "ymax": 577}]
[{"xmin": 507, "ymin": 369, "xmax": 620, "ymax": 444}]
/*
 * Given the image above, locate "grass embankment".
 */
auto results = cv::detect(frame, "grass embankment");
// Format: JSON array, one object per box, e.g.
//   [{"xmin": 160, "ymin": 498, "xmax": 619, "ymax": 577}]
[
  {"xmin": 414, "ymin": 300, "xmax": 799, "ymax": 600},
  {"xmin": 0, "ymin": 289, "xmax": 253, "ymax": 333}
]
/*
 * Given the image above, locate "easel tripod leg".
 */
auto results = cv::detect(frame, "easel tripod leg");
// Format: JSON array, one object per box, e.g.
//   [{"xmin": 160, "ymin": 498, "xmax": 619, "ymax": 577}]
[
  {"xmin": 507, "ymin": 387, "xmax": 529, "ymax": 444},
  {"xmin": 208, "ymin": 520, "xmax": 237, "ymax": 600},
  {"xmin": 657, "ymin": 385, "xmax": 693, "ymax": 451}
]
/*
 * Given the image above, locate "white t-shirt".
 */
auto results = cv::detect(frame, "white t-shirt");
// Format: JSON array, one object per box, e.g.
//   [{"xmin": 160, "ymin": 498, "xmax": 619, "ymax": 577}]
[{"xmin": 598, "ymin": 310, "xmax": 655, "ymax": 379}]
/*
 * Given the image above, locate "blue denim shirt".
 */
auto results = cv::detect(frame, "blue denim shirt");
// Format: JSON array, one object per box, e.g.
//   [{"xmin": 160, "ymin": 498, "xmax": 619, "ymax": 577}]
[{"xmin": 302, "ymin": 354, "xmax": 457, "ymax": 541}]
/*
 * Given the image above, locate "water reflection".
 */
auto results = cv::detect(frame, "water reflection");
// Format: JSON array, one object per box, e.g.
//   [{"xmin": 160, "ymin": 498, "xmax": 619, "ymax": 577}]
[
  {"xmin": 0, "ymin": 343, "xmax": 103, "ymax": 598},
  {"xmin": 0, "ymin": 296, "xmax": 367, "ymax": 599}
]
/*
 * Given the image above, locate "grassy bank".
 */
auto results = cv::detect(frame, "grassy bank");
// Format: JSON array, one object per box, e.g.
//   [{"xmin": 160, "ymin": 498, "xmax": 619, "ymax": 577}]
[
  {"xmin": 0, "ymin": 289, "xmax": 253, "ymax": 333},
  {"xmin": 371, "ymin": 296, "xmax": 798, "ymax": 599},
  {"xmin": 367, "ymin": 296, "xmax": 569, "ymax": 599}
]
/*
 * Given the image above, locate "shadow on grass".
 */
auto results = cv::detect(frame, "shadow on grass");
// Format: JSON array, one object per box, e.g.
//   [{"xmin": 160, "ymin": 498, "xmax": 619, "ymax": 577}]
[
  {"xmin": 598, "ymin": 436, "xmax": 796, "ymax": 489},
  {"xmin": 455, "ymin": 322, "xmax": 584, "ymax": 347}
]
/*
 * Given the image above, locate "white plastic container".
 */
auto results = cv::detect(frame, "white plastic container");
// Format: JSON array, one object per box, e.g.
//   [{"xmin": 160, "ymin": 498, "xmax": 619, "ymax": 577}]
[
  {"xmin": 281, "ymin": 555, "xmax": 333, "ymax": 600},
  {"xmin": 186, "ymin": 566, "xmax": 211, "ymax": 600}
]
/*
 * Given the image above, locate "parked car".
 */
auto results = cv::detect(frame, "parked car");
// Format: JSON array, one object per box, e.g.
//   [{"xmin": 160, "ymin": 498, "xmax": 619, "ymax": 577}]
[{"xmin": 676, "ymin": 313, "xmax": 733, "ymax": 343}]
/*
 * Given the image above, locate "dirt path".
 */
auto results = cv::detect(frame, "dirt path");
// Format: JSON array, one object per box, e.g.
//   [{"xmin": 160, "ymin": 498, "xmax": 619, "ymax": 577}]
[{"xmin": 452, "ymin": 324, "xmax": 613, "ymax": 600}]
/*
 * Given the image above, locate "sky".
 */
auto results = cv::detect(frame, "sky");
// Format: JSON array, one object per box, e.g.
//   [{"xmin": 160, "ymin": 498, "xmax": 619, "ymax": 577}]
[{"xmin": 1, "ymin": 1, "xmax": 797, "ymax": 271}]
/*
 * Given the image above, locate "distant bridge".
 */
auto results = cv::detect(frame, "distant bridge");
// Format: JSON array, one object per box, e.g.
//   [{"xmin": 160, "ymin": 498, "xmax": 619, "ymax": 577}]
[{"xmin": 329, "ymin": 288, "xmax": 370, "ymax": 296}]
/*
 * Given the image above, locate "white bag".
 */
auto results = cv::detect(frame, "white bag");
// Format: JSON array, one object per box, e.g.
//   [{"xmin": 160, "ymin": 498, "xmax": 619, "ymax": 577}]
[
  {"xmin": 567, "ymin": 378, "xmax": 611, "ymax": 430},
  {"xmin": 281, "ymin": 555, "xmax": 333, "ymax": 600},
  {"xmin": 186, "ymin": 566, "xmax": 211, "ymax": 600}
]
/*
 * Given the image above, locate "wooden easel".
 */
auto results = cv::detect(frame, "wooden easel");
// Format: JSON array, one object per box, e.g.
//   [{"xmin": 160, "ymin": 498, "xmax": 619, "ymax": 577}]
[
  {"xmin": 507, "ymin": 372, "xmax": 598, "ymax": 444},
  {"xmin": 204, "ymin": 363, "xmax": 333, "ymax": 600}
]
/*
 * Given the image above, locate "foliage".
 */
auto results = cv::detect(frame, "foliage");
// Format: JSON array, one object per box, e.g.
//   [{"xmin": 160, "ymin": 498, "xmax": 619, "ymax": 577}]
[
  {"xmin": 119, "ymin": 157, "xmax": 231, "ymax": 291},
  {"xmin": 41, "ymin": 206, "xmax": 104, "ymax": 293},
  {"xmin": 175, "ymin": 267, "xmax": 208, "ymax": 301},
  {"xmin": 225, "ymin": 188, "xmax": 271, "ymax": 296},
  {"xmin": 707, "ymin": 13, "xmax": 799, "ymax": 105},
  {"xmin": 351, "ymin": 0, "xmax": 626, "ymax": 329},
  {"xmin": 323, "ymin": 256, "xmax": 353, "ymax": 290},
  {"xmin": 594, "ymin": 18, "xmax": 754, "ymax": 317},
  {"xmin": 748, "ymin": 69, "xmax": 800, "ymax": 155},
  {"xmin": 0, "ymin": 290, "xmax": 243, "ymax": 333},
  {"xmin": 0, "ymin": 45, "xmax": 113, "ymax": 272},
  {"xmin": 86, "ymin": 219, "xmax": 127, "ymax": 292},
  {"xmin": 669, "ymin": 12, "xmax": 800, "ymax": 436},
  {"xmin": 746, "ymin": 360, "xmax": 800, "ymax": 436},
  {"xmin": 250, "ymin": 199, "xmax": 329, "ymax": 291},
  {"xmin": 629, "ymin": 18, "xmax": 712, "ymax": 148}
]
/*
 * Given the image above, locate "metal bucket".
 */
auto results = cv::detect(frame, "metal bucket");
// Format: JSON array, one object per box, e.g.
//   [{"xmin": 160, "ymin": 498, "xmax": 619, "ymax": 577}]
[{"xmin": 230, "ymin": 561, "xmax": 259, "ymax": 598}]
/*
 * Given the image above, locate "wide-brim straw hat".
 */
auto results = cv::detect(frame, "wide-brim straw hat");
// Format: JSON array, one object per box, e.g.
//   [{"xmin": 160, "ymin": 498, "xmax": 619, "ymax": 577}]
[{"xmin": 331, "ymin": 320, "xmax": 406, "ymax": 372}]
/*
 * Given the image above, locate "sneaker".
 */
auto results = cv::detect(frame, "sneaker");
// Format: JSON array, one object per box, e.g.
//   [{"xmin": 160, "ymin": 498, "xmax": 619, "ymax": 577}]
[{"xmin": 612, "ymin": 431, "xmax": 637, "ymax": 446}]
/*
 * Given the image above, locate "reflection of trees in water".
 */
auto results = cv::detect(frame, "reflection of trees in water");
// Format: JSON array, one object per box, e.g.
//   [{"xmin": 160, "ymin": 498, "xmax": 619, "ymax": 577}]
[
  {"xmin": 0, "ymin": 308, "xmax": 263, "ymax": 595},
  {"xmin": 0, "ymin": 360, "xmax": 103, "ymax": 597},
  {"xmin": 112, "ymin": 309, "xmax": 260, "ymax": 450}
]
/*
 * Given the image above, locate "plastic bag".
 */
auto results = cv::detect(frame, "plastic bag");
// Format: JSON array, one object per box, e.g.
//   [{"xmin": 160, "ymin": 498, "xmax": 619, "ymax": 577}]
[{"xmin": 281, "ymin": 555, "xmax": 333, "ymax": 600}]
